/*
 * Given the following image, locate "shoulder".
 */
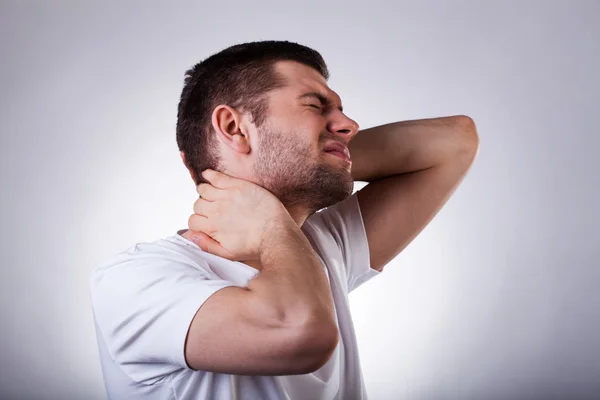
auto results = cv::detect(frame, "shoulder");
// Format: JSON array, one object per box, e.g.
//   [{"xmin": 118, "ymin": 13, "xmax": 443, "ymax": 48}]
[
  {"xmin": 302, "ymin": 192, "xmax": 362, "ymax": 246},
  {"xmin": 89, "ymin": 235, "xmax": 212, "ymax": 296}
]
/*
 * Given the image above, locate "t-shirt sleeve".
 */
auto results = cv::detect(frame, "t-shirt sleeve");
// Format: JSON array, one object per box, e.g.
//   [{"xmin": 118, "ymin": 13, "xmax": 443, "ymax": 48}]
[
  {"xmin": 303, "ymin": 191, "xmax": 381, "ymax": 293},
  {"xmin": 90, "ymin": 248, "xmax": 236, "ymax": 385}
]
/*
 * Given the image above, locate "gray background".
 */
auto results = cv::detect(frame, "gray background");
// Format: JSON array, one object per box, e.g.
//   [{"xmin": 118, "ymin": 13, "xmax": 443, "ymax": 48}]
[{"xmin": 1, "ymin": 1, "xmax": 598, "ymax": 399}]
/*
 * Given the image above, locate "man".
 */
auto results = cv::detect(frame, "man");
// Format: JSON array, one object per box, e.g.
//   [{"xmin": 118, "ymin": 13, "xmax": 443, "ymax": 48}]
[{"xmin": 90, "ymin": 40, "xmax": 479, "ymax": 399}]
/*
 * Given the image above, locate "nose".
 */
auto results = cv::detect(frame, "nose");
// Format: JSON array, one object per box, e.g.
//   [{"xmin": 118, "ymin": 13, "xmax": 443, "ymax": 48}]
[{"xmin": 327, "ymin": 111, "xmax": 360, "ymax": 141}]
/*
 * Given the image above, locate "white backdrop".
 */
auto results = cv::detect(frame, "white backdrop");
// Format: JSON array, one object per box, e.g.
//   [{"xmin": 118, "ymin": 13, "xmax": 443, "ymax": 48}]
[{"xmin": 1, "ymin": 1, "xmax": 598, "ymax": 399}]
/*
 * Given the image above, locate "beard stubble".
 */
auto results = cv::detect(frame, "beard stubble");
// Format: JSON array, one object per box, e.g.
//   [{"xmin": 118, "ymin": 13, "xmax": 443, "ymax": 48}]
[{"xmin": 253, "ymin": 124, "xmax": 354, "ymax": 217}]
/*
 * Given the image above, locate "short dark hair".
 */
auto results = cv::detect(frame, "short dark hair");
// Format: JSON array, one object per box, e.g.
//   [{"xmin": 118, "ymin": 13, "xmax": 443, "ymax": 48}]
[{"xmin": 176, "ymin": 40, "xmax": 330, "ymax": 185}]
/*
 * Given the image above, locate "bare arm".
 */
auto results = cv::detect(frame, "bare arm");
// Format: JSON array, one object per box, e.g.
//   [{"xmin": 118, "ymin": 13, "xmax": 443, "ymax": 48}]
[
  {"xmin": 184, "ymin": 218, "xmax": 338, "ymax": 376},
  {"xmin": 250, "ymin": 217, "xmax": 337, "ymax": 332},
  {"xmin": 349, "ymin": 115, "xmax": 479, "ymax": 272}
]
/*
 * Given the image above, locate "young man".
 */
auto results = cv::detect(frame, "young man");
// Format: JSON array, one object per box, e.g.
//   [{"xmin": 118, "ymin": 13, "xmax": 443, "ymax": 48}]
[{"xmin": 90, "ymin": 40, "xmax": 479, "ymax": 399}]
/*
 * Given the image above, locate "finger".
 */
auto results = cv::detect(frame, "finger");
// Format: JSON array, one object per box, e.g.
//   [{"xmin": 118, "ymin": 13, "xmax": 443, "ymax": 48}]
[
  {"xmin": 186, "ymin": 228, "xmax": 236, "ymax": 260},
  {"xmin": 196, "ymin": 182, "xmax": 223, "ymax": 201},
  {"xmin": 186, "ymin": 231, "xmax": 212, "ymax": 251},
  {"xmin": 187, "ymin": 213, "xmax": 213, "ymax": 236},
  {"xmin": 193, "ymin": 197, "xmax": 218, "ymax": 217},
  {"xmin": 202, "ymin": 169, "xmax": 235, "ymax": 190},
  {"xmin": 200, "ymin": 235, "xmax": 237, "ymax": 260}
]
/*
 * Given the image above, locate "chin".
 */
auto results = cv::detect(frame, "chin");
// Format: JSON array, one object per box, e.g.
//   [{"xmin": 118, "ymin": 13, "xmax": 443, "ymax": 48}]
[{"xmin": 310, "ymin": 165, "xmax": 353, "ymax": 206}]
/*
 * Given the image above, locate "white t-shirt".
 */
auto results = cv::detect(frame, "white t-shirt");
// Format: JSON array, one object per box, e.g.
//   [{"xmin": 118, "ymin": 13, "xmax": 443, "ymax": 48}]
[{"xmin": 90, "ymin": 192, "xmax": 381, "ymax": 400}]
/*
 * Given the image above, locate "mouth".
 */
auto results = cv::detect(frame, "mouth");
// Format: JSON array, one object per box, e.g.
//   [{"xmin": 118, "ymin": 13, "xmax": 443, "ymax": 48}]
[
  {"xmin": 324, "ymin": 149, "xmax": 352, "ymax": 165},
  {"xmin": 323, "ymin": 142, "xmax": 352, "ymax": 165}
]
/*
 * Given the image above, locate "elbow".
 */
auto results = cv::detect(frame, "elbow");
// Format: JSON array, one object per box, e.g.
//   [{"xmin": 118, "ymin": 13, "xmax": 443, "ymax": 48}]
[
  {"xmin": 295, "ymin": 323, "xmax": 339, "ymax": 374},
  {"xmin": 455, "ymin": 115, "xmax": 480, "ymax": 143}
]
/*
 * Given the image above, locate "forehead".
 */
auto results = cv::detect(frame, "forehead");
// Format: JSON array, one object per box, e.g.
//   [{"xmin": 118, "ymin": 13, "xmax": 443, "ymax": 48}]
[{"xmin": 273, "ymin": 60, "xmax": 342, "ymax": 105}]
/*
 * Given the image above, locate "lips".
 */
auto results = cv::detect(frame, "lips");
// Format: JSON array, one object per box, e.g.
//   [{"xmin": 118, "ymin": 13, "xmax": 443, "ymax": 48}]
[{"xmin": 324, "ymin": 142, "xmax": 351, "ymax": 162}]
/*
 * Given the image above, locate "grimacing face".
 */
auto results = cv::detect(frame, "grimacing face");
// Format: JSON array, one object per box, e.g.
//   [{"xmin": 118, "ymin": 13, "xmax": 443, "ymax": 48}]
[{"xmin": 252, "ymin": 61, "xmax": 360, "ymax": 216}]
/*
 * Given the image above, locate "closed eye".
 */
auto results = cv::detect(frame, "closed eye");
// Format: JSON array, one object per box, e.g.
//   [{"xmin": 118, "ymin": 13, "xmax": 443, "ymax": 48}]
[{"xmin": 309, "ymin": 104, "xmax": 321, "ymax": 110}]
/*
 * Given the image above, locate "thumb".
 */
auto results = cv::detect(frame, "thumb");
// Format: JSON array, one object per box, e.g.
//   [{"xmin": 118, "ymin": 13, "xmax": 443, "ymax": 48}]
[
  {"xmin": 202, "ymin": 168, "xmax": 235, "ymax": 190},
  {"xmin": 190, "ymin": 232, "xmax": 236, "ymax": 260}
]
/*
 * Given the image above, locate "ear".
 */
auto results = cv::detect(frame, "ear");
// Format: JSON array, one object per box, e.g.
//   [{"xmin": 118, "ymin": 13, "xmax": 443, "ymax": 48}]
[
  {"xmin": 180, "ymin": 151, "xmax": 200, "ymax": 184},
  {"xmin": 211, "ymin": 105, "xmax": 251, "ymax": 154}
]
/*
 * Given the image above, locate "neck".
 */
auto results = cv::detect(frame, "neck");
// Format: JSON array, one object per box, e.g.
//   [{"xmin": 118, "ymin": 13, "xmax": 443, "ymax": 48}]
[
  {"xmin": 286, "ymin": 206, "xmax": 310, "ymax": 228},
  {"xmin": 179, "ymin": 203, "xmax": 314, "ymax": 272},
  {"xmin": 242, "ymin": 259, "xmax": 264, "ymax": 272}
]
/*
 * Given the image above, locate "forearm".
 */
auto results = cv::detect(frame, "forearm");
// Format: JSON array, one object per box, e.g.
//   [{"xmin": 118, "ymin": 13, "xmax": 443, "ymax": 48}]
[
  {"xmin": 349, "ymin": 115, "xmax": 478, "ymax": 182},
  {"xmin": 246, "ymin": 219, "xmax": 337, "ymax": 333}
]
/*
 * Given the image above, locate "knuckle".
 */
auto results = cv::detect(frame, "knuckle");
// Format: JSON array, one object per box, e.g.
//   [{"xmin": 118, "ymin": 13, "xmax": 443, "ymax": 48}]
[
  {"xmin": 188, "ymin": 213, "xmax": 210, "ymax": 233},
  {"xmin": 193, "ymin": 198, "xmax": 202, "ymax": 213},
  {"xmin": 187, "ymin": 213, "xmax": 198, "ymax": 229}
]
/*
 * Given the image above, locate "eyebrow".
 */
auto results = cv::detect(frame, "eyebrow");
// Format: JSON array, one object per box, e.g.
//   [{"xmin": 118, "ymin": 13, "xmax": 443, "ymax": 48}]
[{"xmin": 297, "ymin": 91, "xmax": 343, "ymax": 112}]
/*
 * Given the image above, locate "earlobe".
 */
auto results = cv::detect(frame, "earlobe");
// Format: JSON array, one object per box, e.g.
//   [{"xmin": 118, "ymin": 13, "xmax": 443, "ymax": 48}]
[{"xmin": 230, "ymin": 132, "xmax": 251, "ymax": 154}]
